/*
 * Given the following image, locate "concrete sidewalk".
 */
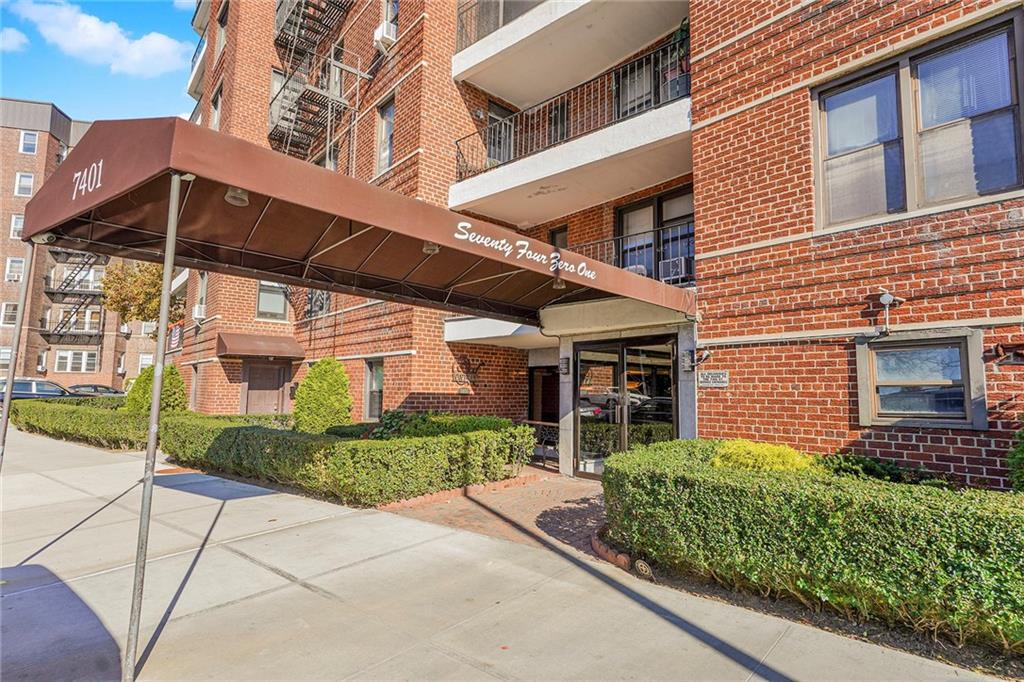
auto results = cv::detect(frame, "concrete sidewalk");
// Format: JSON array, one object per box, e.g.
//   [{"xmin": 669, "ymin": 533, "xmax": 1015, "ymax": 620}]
[{"xmin": 0, "ymin": 428, "xmax": 994, "ymax": 681}]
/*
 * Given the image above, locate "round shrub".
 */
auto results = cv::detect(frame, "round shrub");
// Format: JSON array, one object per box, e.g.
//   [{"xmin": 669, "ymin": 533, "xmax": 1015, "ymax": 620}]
[
  {"xmin": 710, "ymin": 438, "xmax": 814, "ymax": 472},
  {"xmin": 123, "ymin": 364, "xmax": 187, "ymax": 415},
  {"xmin": 293, "ymin": 357, "xmax": 353, "ymax": 433}
]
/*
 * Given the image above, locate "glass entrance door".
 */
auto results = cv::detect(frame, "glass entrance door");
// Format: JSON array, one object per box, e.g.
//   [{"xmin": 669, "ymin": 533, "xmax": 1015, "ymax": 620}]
[{"xmin": 574, "ymin": 337, "xmax": 676, "ymax": 477}]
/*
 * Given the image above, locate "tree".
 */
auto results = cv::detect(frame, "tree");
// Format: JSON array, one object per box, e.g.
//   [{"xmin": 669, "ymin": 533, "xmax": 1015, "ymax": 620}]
[
  {"xmin": 123, "ymin": 365, "xmax": 188, "ymax": 415},
  {"xmin": 293, "ymin": 357, "xmax": 353, "ymax": 433},
  {"xmin": 101, "ymin": 262, "xmax": 184, "ymax": 334}
]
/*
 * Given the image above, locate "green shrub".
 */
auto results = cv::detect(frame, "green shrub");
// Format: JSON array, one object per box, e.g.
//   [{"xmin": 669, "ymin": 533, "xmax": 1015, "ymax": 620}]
[
  {"xmin": 159, "ymin": 419, "xmax": 535, "ymax": 506},
  {"xmin": 604, "ymin": 440, "xmax": 1024, "ymax": 652},
  {"xmin": 824, "ymin": 452, "xmax": 954, "ymax": 487},
  {"xmin": 293, "ymin": 357, "xmax": 353, "ymax": 433},
  {"xmin": 123, "ymin": 365, "xmax": 187, "ymax": 414},
  {"xmin": 11, "ymin": 399, "xmax": 149, "ymax": 449},
  {"xmin": 324, "ymin": 423, "xmax": 373, "ymax": 439},
  {"xmin": 710, "ymin": 438, "xmax": 814, "ymax": 472},
  {"xmin": 1009, "ymin": 429, "xmax": 1024, "ymax": 492},
  {"xmin": 369, "ymin": 410, "xmax": 514, "ymax": 439},
  {"xmin": 578, "ymin": 421, "xmax": 675, "ymax": 455},
  {"xmin": 43, "ymin": 396, "xmax": 126, "ymax": 410}
]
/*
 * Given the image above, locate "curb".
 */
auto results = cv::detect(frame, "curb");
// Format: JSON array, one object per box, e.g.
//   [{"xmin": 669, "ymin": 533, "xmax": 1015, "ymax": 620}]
[
  {"xmin": 376, "ymin": 471, "xmax": 546, "ymax": 510},
  {"xmin": 590, "ymin": 526, "xmax": 631, "ymax": 571}
]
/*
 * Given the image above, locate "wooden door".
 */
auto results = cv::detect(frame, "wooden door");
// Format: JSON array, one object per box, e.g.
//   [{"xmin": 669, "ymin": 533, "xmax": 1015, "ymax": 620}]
[{"xmin": 244, "ymin": 362, "xmax": 285, "ymax": 414}]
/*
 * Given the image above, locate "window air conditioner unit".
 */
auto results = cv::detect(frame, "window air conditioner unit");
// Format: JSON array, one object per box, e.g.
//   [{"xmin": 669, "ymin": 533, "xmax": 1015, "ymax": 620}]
[
  {"xmin": 658, "ymin": 257, "xmax": 690, "ymax": 284},
  {"xmin": 373, "ymin": 21, "xmax": 397, "ymax": 52},
  {"xmin": 36, "ymin": 365, "xmax": 46, "ymax": 373},
  {"xmin": 192, "ymin": 303, "xmax": 207, "ymax": 321}
]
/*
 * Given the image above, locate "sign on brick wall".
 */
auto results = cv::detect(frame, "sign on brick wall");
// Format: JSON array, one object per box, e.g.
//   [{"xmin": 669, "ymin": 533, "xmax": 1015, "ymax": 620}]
[{"xmin": 698, "ymin": 370, "xmax": 729, "ymax": 388}]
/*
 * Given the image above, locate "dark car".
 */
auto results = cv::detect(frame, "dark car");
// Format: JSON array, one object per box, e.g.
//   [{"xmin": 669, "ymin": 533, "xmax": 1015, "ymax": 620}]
[
  {"xmin": 630, "ymin": 397, "xmax": 674, "ymax": 424},
  {"xmin": 69, "ymin": 384, "xmax": 126, "ymax": 397},
  {"xmin": 0, "ymin": 378, "xmax": 83, "ymax": 400}
]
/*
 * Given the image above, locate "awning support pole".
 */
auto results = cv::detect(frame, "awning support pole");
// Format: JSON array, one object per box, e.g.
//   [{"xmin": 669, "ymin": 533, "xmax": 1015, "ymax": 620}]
[
  {"xmin": 122, "ymin": 172, "xmax": 181, "ymax": 682},
  {"xmin": 0, "ymin": 241, "xmax": 36, "ymax": 473}
]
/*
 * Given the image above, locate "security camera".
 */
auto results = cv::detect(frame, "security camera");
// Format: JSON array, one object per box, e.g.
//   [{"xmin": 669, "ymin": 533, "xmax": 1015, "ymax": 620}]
[
  {"xmin": 31, "ymin": 232, "xmax": 56, "ymax": 245},
  {"xmin": 879, "ymin": 291, "xmax": 895, "ymax": 306}
]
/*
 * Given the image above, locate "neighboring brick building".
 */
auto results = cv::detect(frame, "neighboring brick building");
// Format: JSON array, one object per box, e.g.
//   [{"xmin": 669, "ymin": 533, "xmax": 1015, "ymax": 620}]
[
  {"xmin": 0, "ymin": 98, "xmax": 156, "ymax": 391},
  {"xmin": 177, "ymin": 0, "xmax": 1021, "ymax": 488}
]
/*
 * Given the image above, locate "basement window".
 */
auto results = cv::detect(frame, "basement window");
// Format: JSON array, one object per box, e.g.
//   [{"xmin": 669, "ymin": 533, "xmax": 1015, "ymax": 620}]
[{"xmin": 855, "ymin": 328, "xmax": 987, "ymax": 430}]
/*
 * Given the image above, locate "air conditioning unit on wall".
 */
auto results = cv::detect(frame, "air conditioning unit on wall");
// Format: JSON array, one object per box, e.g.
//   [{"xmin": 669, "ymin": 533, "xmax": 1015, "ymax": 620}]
[{"xmin": 374, "ymin": 21, "xmax": 397, "ymax": 53}]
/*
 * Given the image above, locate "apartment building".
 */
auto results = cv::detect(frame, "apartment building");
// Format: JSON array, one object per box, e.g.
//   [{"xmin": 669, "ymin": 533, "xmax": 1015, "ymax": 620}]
[
  {"xmin": 177, "ymin": 0, "xmax": 1021, "ymax": 488},
  {"xmin": 0, "ymin": 99, "xmax": 157, "ymax": 390}
]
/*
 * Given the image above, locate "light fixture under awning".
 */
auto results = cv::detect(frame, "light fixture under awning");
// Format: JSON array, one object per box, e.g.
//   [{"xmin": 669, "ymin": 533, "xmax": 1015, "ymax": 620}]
[{"xmin": 23, "ymin": 117, "xmax": 696, "ymax": 325}]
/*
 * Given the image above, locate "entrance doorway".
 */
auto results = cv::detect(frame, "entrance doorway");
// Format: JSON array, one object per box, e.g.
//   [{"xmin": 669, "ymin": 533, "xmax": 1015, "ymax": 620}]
[
  {"xmin": 529, "ymin": 367, "xmax": 559, "ymax": 423},
  {"xmin": 242, "ymin": 361, "xmax": 288, "ymax": 414},
  {"xmin": 575, "ymin": 336, "xmax": 676, "ymax": 477}
]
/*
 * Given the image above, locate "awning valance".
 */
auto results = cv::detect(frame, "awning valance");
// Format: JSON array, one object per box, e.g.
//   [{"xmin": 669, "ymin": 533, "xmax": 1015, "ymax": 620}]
[
  {"xmin": 216, "ymin": 332, "xmax": 305, "ymax": 360},
  {"xmin": 23, "ymin": 117, "xmax": 696, "ymax": 324}
]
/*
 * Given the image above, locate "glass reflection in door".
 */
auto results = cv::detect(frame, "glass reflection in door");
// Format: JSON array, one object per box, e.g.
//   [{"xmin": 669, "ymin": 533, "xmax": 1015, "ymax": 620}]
[
  {"xmin": 626, "ymin": 342, "xmax": 675, "ymax": 447},
  {"xmin": 576, "ymin": 345, "xmax": 622, "ymax": 476}
]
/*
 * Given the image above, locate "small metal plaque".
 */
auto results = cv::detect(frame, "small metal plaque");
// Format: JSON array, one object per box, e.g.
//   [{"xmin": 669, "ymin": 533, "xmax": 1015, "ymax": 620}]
[{"xmin": 698, "ymin": 370, "xmax": 729, "ymax": 388}]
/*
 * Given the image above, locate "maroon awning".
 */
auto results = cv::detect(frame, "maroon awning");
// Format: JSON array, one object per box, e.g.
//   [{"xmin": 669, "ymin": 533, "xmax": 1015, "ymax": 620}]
[
  {"xmin": 216, "ymin": 332, "xmax": 305, "ymax": 360},
  {"xmin": 23, "ymin": 117, "xmax": 696, "ymax": 324}
]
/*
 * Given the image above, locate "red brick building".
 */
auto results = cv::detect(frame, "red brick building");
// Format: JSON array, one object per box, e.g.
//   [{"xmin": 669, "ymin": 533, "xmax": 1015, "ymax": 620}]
[
  {"xmin": 0, "ymin": 98, "xmax": 156, "ymax": 392},
  {"xmin": 178, "ymin": 0, "xmax": 1022, "ymax": 488}
]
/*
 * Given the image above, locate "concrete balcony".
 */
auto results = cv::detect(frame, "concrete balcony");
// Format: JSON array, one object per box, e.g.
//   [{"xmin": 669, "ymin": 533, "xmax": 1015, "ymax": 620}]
[
  {"xmin": 187, "ymin": 36, "xmax": 207, "ymax": 101},
  {"xmin": 192, "ymin": 0, "xmax": 211, "ymax": 35},
  {"xmin": 453, "ymin": 0, "xmax": 688, "ymax": 108},
  {"xmin": 449, "ymin": 40, "xmax": 691, "ymax": 226}
]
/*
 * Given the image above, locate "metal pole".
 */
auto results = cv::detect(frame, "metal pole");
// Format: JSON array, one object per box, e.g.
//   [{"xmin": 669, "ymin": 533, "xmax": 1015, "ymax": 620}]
[
  {"xmin": 0, "ymin": 241, "xmax": 36, "ymax": 473},
  {"xmin": 122, "ymin": 173, "xmax": 181, "ymax": 682}
]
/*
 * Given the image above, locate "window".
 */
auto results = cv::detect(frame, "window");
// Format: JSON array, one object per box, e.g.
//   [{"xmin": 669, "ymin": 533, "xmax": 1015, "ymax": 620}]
[
  {"xmin": 61, "ymin": 308, "xmax": 101, "ymax": 332},
  {"xmin": 376, "ymin": 96, "xmax": 395, "ymax": 172},
  {"xmin": 215, "ymin": 0, "xmax": 229, "ymax": 60},
  {"xmin": 365, "ymin": 359, "xmax": 384, "ymax": 420},
  {"xmin": 34, "ymin": 381, "xmax": 65, "ymax": 396},
  {"xmin": 549, "ymin": 226, "xmax": 568, "ymax": 249},
  {"xmin": 55, "ymin": 350, "xmax": 98, "ymax": 373},
  {"xmin": 14, "ymin": 172, "xmax": 34, "ymax": 197},
  {"xmin": 6, "ymin": 258, "xmax": 25, "ymax": 282},
  {"xmin": 197, "ymin": 271, "xmax": 208, "ymax": 306},
  {"xmin": 269, "ymin": 69, "xmax": 285, "ymax": 128},
  {"xmin": 19, "ymin": 131, "xmax": 37, "ymax": 154},
  {"xmin": 117, "ymin": 352, "xmax": 125, "ymax": 374},
  {"xmin": 486, "ymin": 101, "xmax": 514, "ymax": 165},
  {"xmin": 616, "ymin": 187, "xmax": 695, "ymax": 283},
  {"xmin": 385, "ymin": 0, "xmax": 398, "ymax": 30},
  {"xmin": 256, "ymin": 280, "xmax": 288, "ymax": 320},
  {"xmin": 305, "ymin": 289, "xmax": 330, "ymax": 319},
  {"xmin": 548, "ymin": 100, "xmax": 570, "ymax": 144},
  {"xmin": 314, "ymin": 144, "xmax": 339, "ymax": 172},
  {"xmin": 1, "ymin": 303, "xmax": 18, "ymax": 326},
  {"xmin": 36, "ymin": 350, "xmax": 46, "ymax": 371},
  {"xmin": 856, "ymin": 328, "xmax": 986, "ymax": 429},
  {"xmin": 138, "ymin": 353, "xmax": 154, "ymax": 371},
  {"xmin": 817, "ymin": 17, "xmax": 1023, "ymax": 226},
  {"xmin": 0, "ymin": 348, "xmax": 10, "ymax": 372},
  {"xmin": 210, "ymin": 86, "xmax": 222, "ymax": 132},
  {"xmin": 141, "ymin": 320, "xmax": 157, "ymax": 335},
  {"xmin": 10, "ymin": 214, "xmax": 24, "ymax": 239}
]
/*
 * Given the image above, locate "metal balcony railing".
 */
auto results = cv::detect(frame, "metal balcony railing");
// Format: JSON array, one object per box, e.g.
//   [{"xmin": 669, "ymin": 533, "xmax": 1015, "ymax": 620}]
[
  {"xmin": 191, "ymin": 35, "xmax": 206, "ymax": 72},
  {"xmin": 570, "ymin": 222, "xmax": 695, "ymax": 286},
  {"xmin": 456, "ymin": 0, "xmax": 544, "ymax": 52},
  {"xmin": 454, "ymin": 39, "xmax": 690, "ymax": 181}
]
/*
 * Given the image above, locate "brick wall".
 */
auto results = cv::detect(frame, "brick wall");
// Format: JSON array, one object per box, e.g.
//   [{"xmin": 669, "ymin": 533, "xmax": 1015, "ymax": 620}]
[{"xmin": 690, "ymin": 0, "xmax": 1024, "ymax": 488}]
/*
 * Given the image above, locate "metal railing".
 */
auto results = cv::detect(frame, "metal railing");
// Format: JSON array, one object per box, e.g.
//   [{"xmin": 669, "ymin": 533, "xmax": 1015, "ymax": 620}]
[
  {"xmin": 191, "ymin": 35, "xmax": 206, "ymax": 72},
  {"xmin": 455, "ymin": 39, "xmax": 690, "ymax": 181},
  {"xmin": 570, "ymin": 222, "xmax": 695, "ymax": 286},
  {"xmin": 455, "ymin": 0, "xmax": 544, "ymax": 52}
]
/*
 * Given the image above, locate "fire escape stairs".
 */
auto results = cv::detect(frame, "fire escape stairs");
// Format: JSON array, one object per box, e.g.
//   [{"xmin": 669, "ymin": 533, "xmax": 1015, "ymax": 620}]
[{"xmin": 43, "ymin": 251, "xmax": 103, "ymax": 342}]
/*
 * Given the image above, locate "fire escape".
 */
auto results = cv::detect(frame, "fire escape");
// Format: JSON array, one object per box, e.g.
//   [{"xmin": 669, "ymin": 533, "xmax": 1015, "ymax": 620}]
[
  {"xmin": 42, "ymin": 249, "xmax": 109, "ymax": 344},
  {"xmin": 268, "ymin": 0, "xmax": 371, "ymax": 165}
]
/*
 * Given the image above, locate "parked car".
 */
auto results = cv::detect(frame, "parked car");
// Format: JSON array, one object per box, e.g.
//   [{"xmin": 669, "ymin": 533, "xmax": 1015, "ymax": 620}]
[
  {"xmin": 630, "ymin": 397, "xmax": 674, "ymax": 424},
  {"xmin": 0, "ymin": 378, "xmax": 85, "ymax": 399},
  {"xmin": 68, "ymin": 384, "xmax": 126, "ymax": 397}
]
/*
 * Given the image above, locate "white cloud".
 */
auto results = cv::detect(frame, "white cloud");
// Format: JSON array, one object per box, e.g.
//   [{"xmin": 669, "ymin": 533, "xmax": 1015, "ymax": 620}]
[
  {"xmin": 0, "ymin": 27, "xmax": 30, "ymax": 52},
  {"xmin": 8, "ymin": 0, "xmax": 193, "ymax": 77},
  {"xmin": 172, "ymin": 0, "xmax": 194, "ymax": 10}
]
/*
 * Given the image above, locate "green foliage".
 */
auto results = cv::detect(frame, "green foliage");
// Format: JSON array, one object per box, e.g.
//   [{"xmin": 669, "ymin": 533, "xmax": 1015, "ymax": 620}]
[
  {"xmin": 160, "ymin": 418, "xmax": 535, "ymax": 506},
  {"xmin": 11, "ymin": 399, "xmax": 150, "ymax": 449},
  {"xmin": 293, "ymin": 357, "xmax": 353, "ymax": 433},
  {"xmin": 123, "ymin": 365, "xmax": 187, "ymax": 415},
  {"xmin": 39, "ymin": 396, "xmax": 125, "ymax": 410},
  {"xmin": 324, "ymin": 423, "xmax": 373, "ymax": 439},
  {"xmin": 100, "ymin": 261, "xmax": 183, "ymax": 328},
  {"xmin": 370, "ymin": 410, "xmax": 513, "ymax": 439},
  {"xmin": 1009, "ymin": 429, "xmax": 1024, "ymax": 492},
  {"xmin": 710, "ymin": 438, "xmax": 815, "ymax": 472},
  {"xmin": 823, "ymin": 452, "xmax": 953, "ymax": 487},
  {"xmin": 603, "ymin": 440, "xmax": 1024, "ymax": 652},
  {"xmin": 578, "ymin": 421, "xmax": 675, "ymax": 454}
]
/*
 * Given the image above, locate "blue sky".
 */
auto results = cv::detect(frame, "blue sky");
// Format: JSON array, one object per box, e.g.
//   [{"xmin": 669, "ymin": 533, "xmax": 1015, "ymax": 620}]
[{"xmin": 0, "ymin": 0, "xmax": 199, "ymax": 122}]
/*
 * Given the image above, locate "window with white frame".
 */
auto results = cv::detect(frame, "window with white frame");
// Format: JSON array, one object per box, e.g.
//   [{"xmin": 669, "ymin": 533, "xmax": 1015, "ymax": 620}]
[
  {"xmin": 117, "ymin": 352, "xmax": 125, "ymax": 374},
  {"xmin": 856, "ymin": 328, "xmax": 987, "ymax": 429},
  {"xmin": 376, "ymin": 96, "xmax": 395, "ymax": 173},
  {"xmin": 139, "ymin": 353, "xmax": 154, "ymax": 371},
  {"xmin": 0, "ymin": 347, "xmax": 11, "ymax": 372},
  {"xmin": 215, "ymin": 0, "xmax": 229, "ymax": 60},
  {"xmin": 385, "ymin": 0, "xmax": 398, "ymax": 30},
  {"xmin": 816, "ymin": 15, "xmax": 1023, "ymax": 227},
  {"xmin": 1, "ymin": 303, "xmax": 18, "ymax": 326},
  {"xmin": 211, "ymin": 86, "xmax": 222, "ymax": 132},
  {"xmin": 55, "ymin": 350, "xmax": 98, "ymax": 373},
  {"xmin": 141, "ymin": 320, "xmax": 157, "ymax": 335},
  {"xmin": 10, "ymin": 214, "xmax": 24, "ymax": 239},
  {"xmin": 19, "ymin": 131, "xmax": 37, "ymax": 154},
  {"xmin": 365, "ymin": 359, "xmax": 384, "ymax": 420},
  {"xmin": 14, "ymin": 172, "xmax": 33, "ymax": 197},
  {"xmin": 36, "ymin": 350, "xmax": 46, "ymax": 371},
  {"xmin": 60, "ymin": 308, "xmax": 101, "ymax": 332},
  {"xmin": 256, "ymin": 280, "xmax": 288, "ymax": 320},
  {"xmin": 6, "ymin": 257, "xmax": 25, "ymax": 282}
]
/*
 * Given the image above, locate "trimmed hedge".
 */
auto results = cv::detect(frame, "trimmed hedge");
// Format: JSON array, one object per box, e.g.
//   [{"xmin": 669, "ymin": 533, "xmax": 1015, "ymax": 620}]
[
  {"xmin": 160, "ymin": 417, "xmax": 534, "ymax": 506},
  {"xmin": 603, "ymin": 440, "xmax": 1024, "ymax": 651},
  {"xmin": 123, "ymin": 365, "xmax": 187, "ymax": 414},
  {"xmin": 11, "ymin": 399, "xmax": 150, "ymax": 449},
  {"xmin": 372, "ymin": 411, "xmax": 514, "ymax": 439},
  {"xmin": 293, "ymin": 357, "xmax": 352, "ymax": 433}
]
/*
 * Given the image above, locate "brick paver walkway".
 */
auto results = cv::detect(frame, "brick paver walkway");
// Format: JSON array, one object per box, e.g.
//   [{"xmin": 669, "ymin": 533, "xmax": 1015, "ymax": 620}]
[{"xmin": 391, "ymin": 466, "xmax": 605, "ymax": 557}]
